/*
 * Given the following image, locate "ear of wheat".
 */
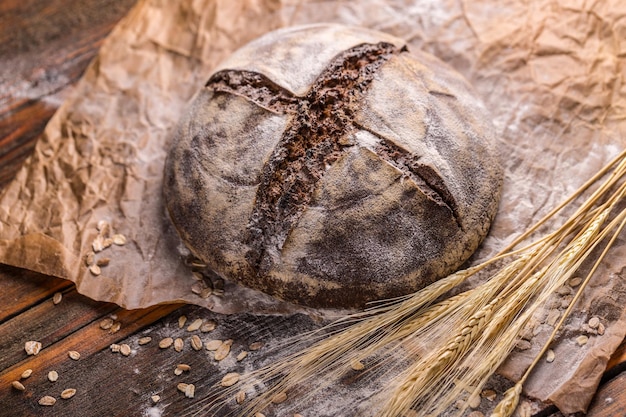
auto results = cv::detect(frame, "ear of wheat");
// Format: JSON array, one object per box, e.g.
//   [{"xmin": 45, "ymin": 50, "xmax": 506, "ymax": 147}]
[{"xmin": 193, "ymin": 149, "xmax": 626, "ymax": 417}]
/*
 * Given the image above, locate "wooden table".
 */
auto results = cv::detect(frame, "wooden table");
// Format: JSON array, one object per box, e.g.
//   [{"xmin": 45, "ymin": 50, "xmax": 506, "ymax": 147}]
[{"xmin": 1, "ymin": 1, "xmax": 625, "ymax": 416}]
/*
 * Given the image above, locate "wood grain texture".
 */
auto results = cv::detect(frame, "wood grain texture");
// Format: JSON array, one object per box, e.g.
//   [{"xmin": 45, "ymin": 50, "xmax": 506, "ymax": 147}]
[
  {"xmin": 0, "ymin": 1, "xmax": 625, "ymax": 416},
  {"xmin": 0, "ymin": 0, "xmax": 137, "ymax": 188}
]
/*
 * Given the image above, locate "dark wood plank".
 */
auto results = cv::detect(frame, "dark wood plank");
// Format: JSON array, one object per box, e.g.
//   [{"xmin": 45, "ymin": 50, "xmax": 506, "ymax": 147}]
[
  {"xmin": 0, "ymin": 305, "xmax": 317, "ymax": 417},
  {"xmin": 0, "ymin": 303, "xmax": 183, "ymax": 386},
  {"xmin": 585, "ymin": 370, "xmax": 626, "ymax": 417},
  {"xmin": 0, "ymin": 0, "xmax": 137, "ymax": 188},
  {"xmin": 0, "ymin": 265, "xmax": 73, "ymax": 322},
  {"xmin": 0, "ymin": 287, "xmax": 119, "ymax": 371}
]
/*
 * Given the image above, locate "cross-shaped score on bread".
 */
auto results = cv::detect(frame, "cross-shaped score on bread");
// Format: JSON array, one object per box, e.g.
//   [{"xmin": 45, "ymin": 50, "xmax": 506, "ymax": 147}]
[{"xmin": 205, "ymin": 42, "xmax": 461, "ymax": 275}]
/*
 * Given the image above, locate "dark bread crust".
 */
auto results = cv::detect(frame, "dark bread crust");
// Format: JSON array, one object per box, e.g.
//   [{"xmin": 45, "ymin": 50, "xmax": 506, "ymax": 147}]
[{"xmin": 163, "ymin": 24, "xmax": 503, "ymax": 309}]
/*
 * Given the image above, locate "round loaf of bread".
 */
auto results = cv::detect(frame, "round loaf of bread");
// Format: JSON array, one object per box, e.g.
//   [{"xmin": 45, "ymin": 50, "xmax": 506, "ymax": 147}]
[{"xmin": 163, "ymin": 24, "xmax": 503, "ymax": 309}]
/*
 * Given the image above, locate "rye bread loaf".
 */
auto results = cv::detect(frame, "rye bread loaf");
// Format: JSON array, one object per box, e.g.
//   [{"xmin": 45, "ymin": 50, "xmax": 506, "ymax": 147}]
[{"xmin": 163, "ymin": 24, "xmax": 503, "ymax": 309}]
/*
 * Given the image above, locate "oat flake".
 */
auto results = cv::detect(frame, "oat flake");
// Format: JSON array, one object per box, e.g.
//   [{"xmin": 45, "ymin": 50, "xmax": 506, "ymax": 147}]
[
  {"xmin": 61, "ymin": 388, "xmax": 77, "ymax": 399},
  {"xmin": 52, "ymin": 292, "xmax": 62, "ymax": 305},
  {"xmin": 100, "ymin": 318, "xmax": 114, "ymax": 330},
  {"xmin": 25, "ymin": 341, "xmax": 42, "ymax": 356},
  {"xmin": 187, "ymin": 318, "xmax": 203, "ymax": 332},
  {"xmin": 159, "ymin": 337, "xmax": 174, "ymax": 349},
  {"xmin": 174, "ymin": 338, "xmax": 184, "ymax": 352},
  {"xmin": 120, "ymin": 344, "xmax": 132, "ymax": 356},
  {"xmin": 200, "ymin": 320, "xmax": 217, "ymax": 332},
  {"xmin": 138, "ymin": 337, "xmax": 152, "ymax": 345},
  {"xmin": 12, "ymin": 381, "xmax": 25, "ymax": 391},
  {"xmin": 271, "ymin": 392, "xmax": 288, "ymax": 404},
  {"xmin": 191, "ymin": 335, "xmax": 203, "ymax": 351},
  {"xmin": 221, "ymin": 372, "xmax": 240, "ymax": 387},
  {"xmin": 205, "ymin": 339, "xmax": 222, "ymax": 351},
  {"xmin": 38, "ymin": 396, "xmax": 57, "ymax": 406}
]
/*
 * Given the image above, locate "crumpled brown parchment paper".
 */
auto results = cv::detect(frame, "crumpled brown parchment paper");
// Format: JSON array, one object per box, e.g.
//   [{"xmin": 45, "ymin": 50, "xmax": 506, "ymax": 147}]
[{"xmin": 0, "ymin": 0, "xmax": 625, "ymax": 414}]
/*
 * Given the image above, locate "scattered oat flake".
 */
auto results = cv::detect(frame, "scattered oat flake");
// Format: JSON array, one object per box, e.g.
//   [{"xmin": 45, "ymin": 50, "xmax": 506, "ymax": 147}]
[
  {"xmin": 588, "ymin": 317, "xmax": 600, "ymax": 329},
  {"xmin": 151, "ymin": 395, "xmax": 161, "ymax": 403},
  {"xmin": 177, "ymin": 364, "xmax": 191, "ymax": 372},
  {"xmin": 577, "ymin": 335, "xmax": 589, "ymax": 346},
  {"xmin": 174, "ymin": 368, "xmax": 184, "ymax": 376},
  {"xmin": 187, "ymin": 319, "xmax": 203, "ymax": 332},
  {"xmin": 92, "ymin": 236, "xmax": 105, "ymax": 253},
  {"xmin": 350, "ymin": 360, "xmax": 365, "ymax": 371},
  {"xmin": 221, "ymin": 372, "xmax": 240, "ymax": 387},
  {"xmin": 178, "ymin": 315, "xmax": 187, "ymax": 328},
  {"xmin": 53, "ymin": 292, "xmax": 62, "ymax": 305},
  {"xmin": 205, "ymin": 340, "xmax": 222, "ymax": 351},
  {"xmin": 235, "ymin": 390, "xmax": 246, "ymax": 404},
  {"xmin": 177, "ymin": 383, "xmax": 195, "ymax": 398},
  {"xmin": 21, "ymin": 369, "xmax": 32, "ymax": 379},
  {"xmin": 598, "ymin": 322, "xmax": 606, "ymax": 335},
  {"xmin": 138, "ymin": 337, "xmax": 152, "ymax": 345},
  {"xmin": 271, "ymin": 392, "xmax": 288, "ymax": 404},
  {"xmin": 68, "ymin": 350, "xmax": 81, "ymax": 360},
  {"xmin": 113, "ymin": 234, "xmax": 127, "ymax": 245},
  {"xmin": 97, "ymin": 220, "xmax": 109, "ymax": 232},
  {"xmin": 120, "ymin": 344, "xmax": 132, "ymax": 356},
  {"xmin": 546, "ymin": 349, "xmax": 556, "ymax": 363},
  {"xmin": 100, "ymin": 318, "xmax": 114, "ymax": 330},
  {"xmin": 159, "ymin": 337, "xmax": 174, "ymax": 349},
  {"xmin": 25, "ymin": 341, "xmax": 42, "ymax": 356},
  {"xmin": 200, "ymin": 288, "xmax": 213, "ymax": 298},
  {"xmin": 568, "ymin": 277, "xmax": 583, "ymax": 287},
  {"xmin": 556, "ymin": 286, "xmax": 572, "ymax": 296},
  {"xmin": 12, "ymin": 381, "xmax": 25, "ymax": 391},
  {"xmin": 96, "ymin": 257, "xmax": 110, "ymax": 267},
  {"xmin": 214, "ymin": 339, "xmax": 232, "ymax": 361},
  {"xmin": 85, "ymin": 251, "xmax": 95, "ymax": 266},
  {"xmin": 481, "ymin": 389, "xmax": 496, "ymax": 401},
  {"xmin": 39, "ymin": 395, "xmax": 57, "ymax": 406},
  {"xmin": 103, "ymin": 238, "xmax": 114, "ymax": 249},
  {"xmin": 110, "ymin": 344, "xmax": 121, "ymax": 353},
  {"xmin": 515, "ymin": 340, "xmax": 532, "ymax": 351},
  {"xmin": 191, "ymin": 335, "xmax": 203, "ymax": 351},
  {"xmin": 200, "ymin": 320, "xmax": 217, "ymax": 332},
  {"xmin": 237, "ymin": 351, "xmax": 248, "ymax": 361},
  {"xmin": 546, "ymin": 309, "xmax": 560, "ymax": 327},
  {"xmin": 467, "ymin": 412, "xmax": 485, "ymax": 417},
  {"xmin": 109, "ymin": 321, "xmax": 121, "ymax": 333},
  {"xmin": 191, "ymin": 283, "xmax": 203, "ymax": 295},
  {"xmin": 254, "ymin": 413, "xmax": 266, "ymax": 417},
  {"xmin": 89, "ymin": 264, "xmax": 101, "ymax": 276},
  {"xmin": 249, "ymin": 341, "xmax": 264, "ymax": 351},
  {"xmin": 48, "ymin": 370, "xmax": 59, "ymax": 382},
  {"xmin": 174, "ymin": 338, "xmax": 184, "ymax": 352},
  {"xmin": 61, "ymin": 388, "xmax": 76, "ymax": 399}
]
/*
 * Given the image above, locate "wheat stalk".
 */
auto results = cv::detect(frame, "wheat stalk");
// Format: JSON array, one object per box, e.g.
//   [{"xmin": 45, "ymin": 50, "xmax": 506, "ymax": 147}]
[{"xmin": 195, "ymin": 150, "xmax": 626, "ymax": 417}]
